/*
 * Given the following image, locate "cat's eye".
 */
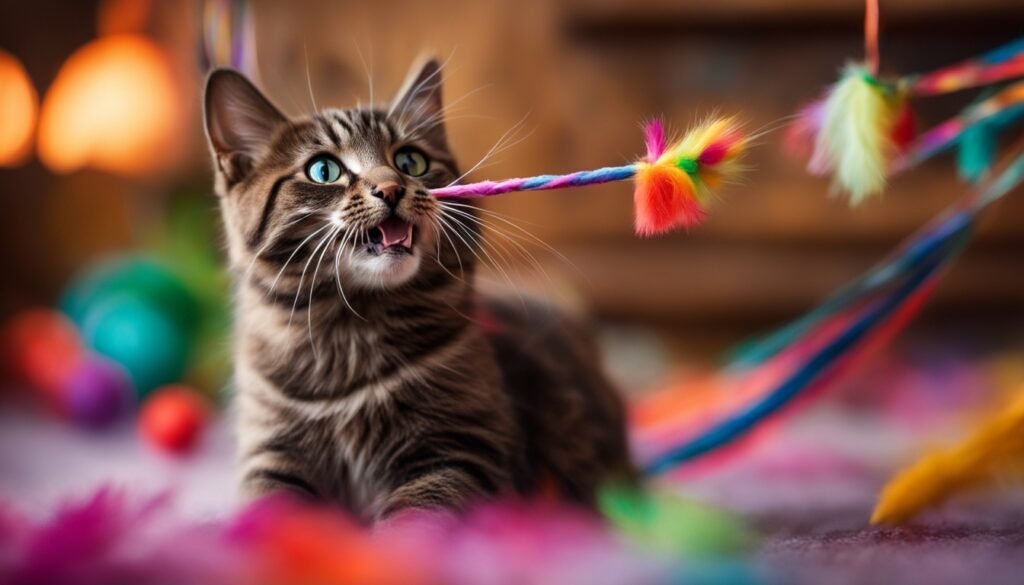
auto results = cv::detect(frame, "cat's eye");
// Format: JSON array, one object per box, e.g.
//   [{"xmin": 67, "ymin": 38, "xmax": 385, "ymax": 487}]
[
  {"xmin": 306, "ymin": 155, "xmax": 343, "ymax": 184},
  {"xmin": 394, "ymin": 148, "xmax": 429, "ymax": 177}
]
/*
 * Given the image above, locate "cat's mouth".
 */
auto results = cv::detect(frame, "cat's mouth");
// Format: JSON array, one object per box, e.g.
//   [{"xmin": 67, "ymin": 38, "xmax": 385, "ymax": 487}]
[{"xmin": 365, "ymin": 215, "xmax": 417, "ymax": 255}]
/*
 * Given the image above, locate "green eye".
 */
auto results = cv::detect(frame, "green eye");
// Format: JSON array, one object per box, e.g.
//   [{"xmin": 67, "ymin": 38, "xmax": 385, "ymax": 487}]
[
  {"xmin": 394, "ymin": 148, "xmax": 429, "ymax": 177},
  {"xmin": 306, "ymin": 156, "xmax": 343, "ymax": 184}
]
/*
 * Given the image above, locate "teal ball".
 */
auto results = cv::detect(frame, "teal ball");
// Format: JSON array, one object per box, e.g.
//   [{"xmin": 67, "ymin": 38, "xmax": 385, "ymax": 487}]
[
  {"xmin": 61, "ymin": 256, "xmax": 200, "ymax": 337},
  {"xmin": 81, "ymin": 295, "xmax": 190, "ymax": 397}
]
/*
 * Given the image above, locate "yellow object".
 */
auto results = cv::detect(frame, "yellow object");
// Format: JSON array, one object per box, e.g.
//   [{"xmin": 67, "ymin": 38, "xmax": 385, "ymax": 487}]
[
  {"xmin": 872, "ymin": 393, "xmax": 1024, "ymax": 525},
  {"xmin": 815, "ymin": 63, "xmax": 905, "ymax": 205}
]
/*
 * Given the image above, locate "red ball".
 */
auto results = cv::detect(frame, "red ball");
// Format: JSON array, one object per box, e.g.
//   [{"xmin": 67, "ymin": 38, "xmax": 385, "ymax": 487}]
[
  {"xmin": 139, "ymin": 385, "xmax": 208, "ymax": 453},
  {"xmin": 2, "ymin": 309, "xmax": 83, "ymax": 410}
]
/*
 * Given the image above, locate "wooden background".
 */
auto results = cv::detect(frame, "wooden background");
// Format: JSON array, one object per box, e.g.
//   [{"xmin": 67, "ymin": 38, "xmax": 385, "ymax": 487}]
[{"xmin": 2, "ymin": 0, "xmax": 1023, "ymax": 351}]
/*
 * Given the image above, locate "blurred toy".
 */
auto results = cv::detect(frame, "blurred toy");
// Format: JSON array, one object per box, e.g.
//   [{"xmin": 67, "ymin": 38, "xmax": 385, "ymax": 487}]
[
  {"xmin": 61, "ymin": 255, "xmax": 200, "ymax": 334},
  {"xmin": 81, "ymin": 293, "xmax": 191, "ymax": 397},
  {"xmin": 63, "ymin": 356, "xmax": 135, "ymax": 429},
  {"xmin": 1, "ymin": 309, "xmax": 83, "ymax": 407},
  {"xmin": 788, "ymin": 0, "xmax": 1024, "ymax": 202},
  {"xmin": 0, "ymin": 487, "xmax": 761, "ymax": 585},
  {"xmin": 635, "ymin": 135, "xmax": 1024, "ymax": 475},
  {"xmin": 431, "ymin": 117, "xmax": 749, "ymax": 235},
  {"xmin": 872, "ymin": 389, "xmax": 1024, "ymax": 525},
  {"xmin": 139, "ymin": 385, "xmax": 209, "ymax": 453},
  {"xmin": 61, "ymin": 254, "xmax": 201, "ymax": 396}
]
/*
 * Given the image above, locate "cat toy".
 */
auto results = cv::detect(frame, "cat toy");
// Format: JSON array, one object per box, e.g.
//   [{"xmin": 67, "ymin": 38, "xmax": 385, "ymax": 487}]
[
  {"xmin": 431, "ymin": 118, "xmax": 748, "ymax": 236},
  {"xmin": 787, "ymin": 0, "xmax": 1024, "ymax": 203},
  {"xmin": 634, "ymin": 21, "xmax": 1024, "ymax": 475},
  {"xmin": 872, "ymin": 389, "xmax": 1024, "ymax": 526}
]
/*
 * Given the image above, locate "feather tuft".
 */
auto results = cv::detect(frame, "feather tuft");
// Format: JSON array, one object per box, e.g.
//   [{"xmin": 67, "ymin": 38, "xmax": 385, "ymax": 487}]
[
  {"xmin": 810, "ymin": 63, "xmax": 909, "ymax": 204},
  {"xmin": 633, "ymin": 117, "xmax": 747, "ymax": 236}
]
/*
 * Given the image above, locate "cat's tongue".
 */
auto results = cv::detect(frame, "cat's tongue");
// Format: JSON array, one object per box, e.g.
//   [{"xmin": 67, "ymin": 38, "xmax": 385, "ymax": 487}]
[{"xmin": 376, "ymin": 216, "xmax": 413, "ymax": 248}]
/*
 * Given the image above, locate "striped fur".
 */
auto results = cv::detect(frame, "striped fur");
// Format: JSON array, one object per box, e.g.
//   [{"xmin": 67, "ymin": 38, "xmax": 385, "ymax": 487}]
[{"xmin": 204, "ymin": 60, "xmax": 634, "ymax": 523}]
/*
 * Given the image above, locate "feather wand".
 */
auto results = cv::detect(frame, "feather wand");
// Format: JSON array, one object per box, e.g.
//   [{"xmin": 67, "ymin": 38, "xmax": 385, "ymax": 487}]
[{"xmin": 431, "ymin": 117, "xmax": 748, "ymax": 236}]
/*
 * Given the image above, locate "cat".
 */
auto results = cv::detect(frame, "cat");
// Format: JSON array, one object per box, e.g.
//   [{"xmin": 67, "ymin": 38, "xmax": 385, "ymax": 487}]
[{"xmin": 203, "ymin": 57, "xmax": 634, "ymax": 523}]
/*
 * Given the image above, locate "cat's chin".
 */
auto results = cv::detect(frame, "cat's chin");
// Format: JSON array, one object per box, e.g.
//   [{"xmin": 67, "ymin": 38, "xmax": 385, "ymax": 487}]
[{"xmin": 348, "ymin": 249, "xmax": 422, "ymax": 289}]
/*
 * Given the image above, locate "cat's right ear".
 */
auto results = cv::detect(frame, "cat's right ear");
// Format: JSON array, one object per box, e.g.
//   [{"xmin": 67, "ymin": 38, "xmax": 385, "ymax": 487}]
[{"xmin": 204, "ymin": 69, "xmax": 287, "ymax": 185}]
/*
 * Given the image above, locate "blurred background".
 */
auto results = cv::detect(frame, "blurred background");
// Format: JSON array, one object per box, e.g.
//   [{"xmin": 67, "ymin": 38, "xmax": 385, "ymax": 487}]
[
  {"xmin": 2, "ymin": 0, "xmax": 1024, "ymax": 535},
  {"xmin": 2, "ymin": 0, "xmax": 1024, "ymax": 362}
]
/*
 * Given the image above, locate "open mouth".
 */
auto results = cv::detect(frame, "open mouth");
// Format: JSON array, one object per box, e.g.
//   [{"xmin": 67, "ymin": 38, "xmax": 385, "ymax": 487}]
[{"xmin": 366, "ymin": 215, "xmax": 416, "ymax": 255}]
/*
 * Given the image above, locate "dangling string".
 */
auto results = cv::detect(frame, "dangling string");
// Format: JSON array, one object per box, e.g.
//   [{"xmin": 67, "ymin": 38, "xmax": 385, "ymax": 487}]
[
  {"xmin": 865, "ymin": 0, "xmax": 881, "ymax": 75},
  {"xmin": 910, "ymin": 37, "xmax": 1024, "ymax": 96},
  {"xmin": 894, "ymin": 80, "xmax": 1024, "ymax": 171}
]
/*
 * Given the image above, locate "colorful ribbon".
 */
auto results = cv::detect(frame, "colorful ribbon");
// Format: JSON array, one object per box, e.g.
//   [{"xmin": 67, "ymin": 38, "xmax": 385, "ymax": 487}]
[
  {"xmin": 430, "ymin": 164, "xmax": 638, "ymax": 198},
  {"xmin": 640, "ymin": 142, "xmax": 1024, "ymax": 474}
]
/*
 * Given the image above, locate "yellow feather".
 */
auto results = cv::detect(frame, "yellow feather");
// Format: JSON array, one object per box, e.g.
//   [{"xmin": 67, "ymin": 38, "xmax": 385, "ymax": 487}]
[
  {"xmin": 871, "ymin": 392, "xmax": 1024, "ymax": 525},
  {"xmin": 815, "ymin": 63, "xmax": 904, "ymax": 205}
]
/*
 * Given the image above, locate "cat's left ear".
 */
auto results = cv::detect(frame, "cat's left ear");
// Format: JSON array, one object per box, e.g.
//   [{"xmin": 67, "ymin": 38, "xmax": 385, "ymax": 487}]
[
  {"xmin": 204, "ymin": 69, "xmax": 288, "ymax": 185},
  {"xmin": 391, "ymin": 57, "xmax": 447, "ymax": 147}
]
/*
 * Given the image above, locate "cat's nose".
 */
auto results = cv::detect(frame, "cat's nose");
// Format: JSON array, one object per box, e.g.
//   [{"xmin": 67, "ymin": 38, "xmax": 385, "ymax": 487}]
[{"xmin": 371, "ymin": 182, "xmax": 406, "ymax": 208}]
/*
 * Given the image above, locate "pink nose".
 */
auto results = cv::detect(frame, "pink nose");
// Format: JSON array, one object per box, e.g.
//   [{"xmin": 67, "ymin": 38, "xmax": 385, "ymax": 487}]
[{"xmin": 372, "ymin": 182, "xmax": 405, "ymax": 207}]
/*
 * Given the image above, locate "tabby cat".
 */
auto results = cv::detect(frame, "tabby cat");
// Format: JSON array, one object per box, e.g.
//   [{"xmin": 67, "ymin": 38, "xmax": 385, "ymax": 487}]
[{"xmin": 203, "ymin": 58, "xmax": 634, "ymax": 523}]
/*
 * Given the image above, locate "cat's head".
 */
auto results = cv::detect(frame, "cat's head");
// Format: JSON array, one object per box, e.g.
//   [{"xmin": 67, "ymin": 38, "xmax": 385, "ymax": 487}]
[{"xmin": 203, "ymin": 58, "xmax": 473, "ymax": 294}]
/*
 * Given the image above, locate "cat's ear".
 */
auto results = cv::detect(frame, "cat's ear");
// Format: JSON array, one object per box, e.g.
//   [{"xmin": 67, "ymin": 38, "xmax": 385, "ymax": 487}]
[
  {"xmin": 204, "ymin": 69, "xmax": 287, "ymax": 184},
  {"xmin": 391, "ymin": 57, "xmax": 447, "ymax": 147}
]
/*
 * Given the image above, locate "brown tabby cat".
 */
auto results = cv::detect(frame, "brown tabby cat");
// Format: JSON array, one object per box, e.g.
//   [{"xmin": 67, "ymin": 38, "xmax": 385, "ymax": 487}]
[{"xmin": 203, "ymin": 57, "xmax": 634, "ymax": 523}]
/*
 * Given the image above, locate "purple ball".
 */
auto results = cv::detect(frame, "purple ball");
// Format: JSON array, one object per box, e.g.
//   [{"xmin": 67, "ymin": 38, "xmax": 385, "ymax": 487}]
[{"xmin": 63, "ymin": 356, "xmax": 135, "ymax": 429}]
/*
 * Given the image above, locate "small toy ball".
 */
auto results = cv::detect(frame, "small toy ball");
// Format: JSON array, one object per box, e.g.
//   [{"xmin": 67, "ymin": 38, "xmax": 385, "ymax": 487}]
[
  {"xmin": 62, "ymin": 355, "xmax": 135, "ymax": 429},
  {"xmin": 61, "ymin": 256, "xmax": 201, "ymax": 334},
  {"xmin": 1, "ymin": 309, "xmax": 83, "ymax": 408},
  {"xmin": 140, "ymin": 385, "xmax": 208, "ymax": 453},
  {"xmin": 81, "ymin": 294, "xmax": 190, "ymax": 397}
]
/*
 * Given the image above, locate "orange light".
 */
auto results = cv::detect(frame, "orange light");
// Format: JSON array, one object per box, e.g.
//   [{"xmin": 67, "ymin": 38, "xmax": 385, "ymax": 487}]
[
  {"xmin": 0, "ymin": 51, "xmax": 38, "ymax": 167},
  {"xmin": 37, "ymin": 35, "xmax": 181, "ymax": 175}
]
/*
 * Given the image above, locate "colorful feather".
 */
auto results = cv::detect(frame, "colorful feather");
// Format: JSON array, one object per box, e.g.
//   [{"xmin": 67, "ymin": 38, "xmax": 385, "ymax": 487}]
[
  {"xmin": 872, "ymin": 391, "xmax": 1024, "ymax": 526},
  {"xmin": 430, "ymin": 117, "xmax": 748, "ymax": 237},
  {"xmin": 632, "ymin": 117, "xmax": 747, "ymax": 236},
  {"xmin": 0, "ymin": 489, "xmax": 760, "ymax": 585},
  {"xmin": 811, "ymin": 63, "xmax": 909, "ymax": 204}
]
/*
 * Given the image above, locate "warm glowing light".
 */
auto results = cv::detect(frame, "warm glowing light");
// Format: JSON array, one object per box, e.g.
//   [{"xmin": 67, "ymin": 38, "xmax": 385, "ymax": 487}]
[
  {"xmin": 0, "ymin": 51, "xmax": 38, "ymax": 167},
  {"xmin": 37, "ymin": 35, "xmax": 181, "ymax": 175}
]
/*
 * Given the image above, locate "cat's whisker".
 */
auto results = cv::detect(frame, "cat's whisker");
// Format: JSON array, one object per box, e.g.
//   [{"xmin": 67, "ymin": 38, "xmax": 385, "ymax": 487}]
[
  {"xmin": 439, "ymin": 204, "xmax": 553, "ymax": 286},
  {"xmin": 428, "ymin": 219, "xmax": 474, "ymax": 287},
  {"xmin": 437, "ymin": 209, "xmax": 526, "ymax": 308},
  {"xmin": 443, "ymin": 112, "xmax": 532, "ymax": 189},
  {"xmin": 441, "ymin": 200, "xmax": 584, "ymax": 280},
  {"xmin": 303, "ymin": 44, "xmax": 318, "ymax": 114},
  {"xmin": 266, "ymin": 222, "xmax": 333, "ymax": 299},
  {"xmin": 388, "ymin": 50, "xmax": 455, "ymax": 121},
  {"xmin": 306, "ymin": 225, "xmax": 343, "ymax": 359},
  {"xmin": 332, "ymin": 228, "xmax": 366, "ymax": 321},
  {"xmin": 402, "ymin": 84, "xmax": 493, "ymax": 139},
  {"xmin": 440, "ymin": 206, "xmax": 528, "ymax": 271},
  {"xmin": 287, "ymin": 225, "xmax": 337, "ymax": 328},
  {"xmin": 242, "ymin": 211, "xmax": 317, "ymax": 284},
  {"xmin": 432, "ymin": 213, "xmax": 466, "ymax": 278},
  {"xmin": 351, "ymin": 38, "xmax": 375, "ymax": 107}
]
